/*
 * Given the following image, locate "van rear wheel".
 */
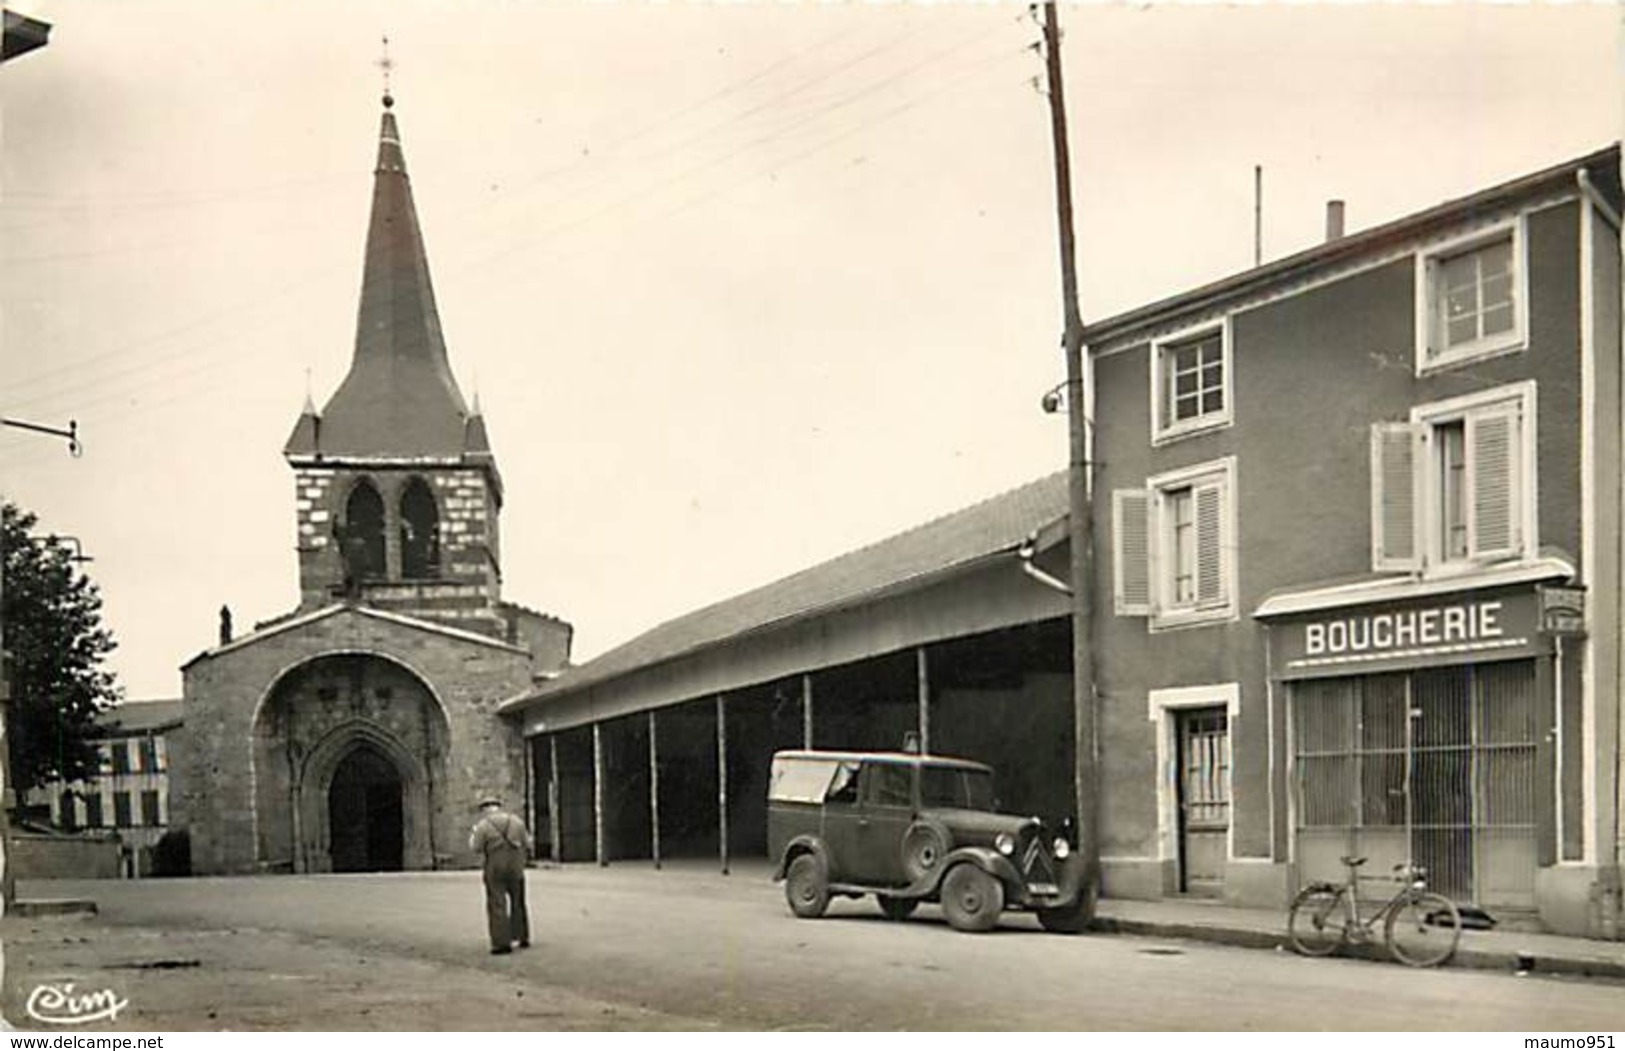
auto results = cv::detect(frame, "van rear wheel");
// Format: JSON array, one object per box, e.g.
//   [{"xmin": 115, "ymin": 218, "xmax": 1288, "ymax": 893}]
[{"xmin": 785, "ymin": 855, "xmax": 830, "ymax": 919}]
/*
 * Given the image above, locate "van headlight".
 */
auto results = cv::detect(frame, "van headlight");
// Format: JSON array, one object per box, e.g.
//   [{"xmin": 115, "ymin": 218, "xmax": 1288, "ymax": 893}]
[
  {"xmin": 1052, "ymin": 838, "xmax": 1071, "ymax": 859},
  {"xmin": 994, "ymin": 833, "xmax": 1015, "ymax": 856}
]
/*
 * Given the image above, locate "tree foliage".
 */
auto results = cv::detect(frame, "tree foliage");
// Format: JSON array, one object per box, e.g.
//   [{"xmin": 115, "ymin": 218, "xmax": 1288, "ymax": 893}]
[{"xmin": 2, "ymin": 502, "xmax": 120, "ymax": 793}]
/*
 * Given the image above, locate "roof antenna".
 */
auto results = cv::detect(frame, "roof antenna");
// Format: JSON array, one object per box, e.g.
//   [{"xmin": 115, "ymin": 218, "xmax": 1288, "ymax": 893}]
[
  {"xmin": 377, "ymin": 34, "xmax": 395, "ymax": 109},
  {"xmin": 302, "ymin": 366, "xmax": 315, "ymax": 414},
  {"xmin": 1253, "ymin": 164, "xmax": 1263, "ymax": 267}
]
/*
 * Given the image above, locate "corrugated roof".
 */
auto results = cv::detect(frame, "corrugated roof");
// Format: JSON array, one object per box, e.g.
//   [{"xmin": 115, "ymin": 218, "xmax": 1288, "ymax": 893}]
[
  {"xmin": 96, "ymin": 699, "xmax": 183, "ymax": 735},
  {"xmin": 506, "ymin": 470, "xmax": 1068, "ymax": 709}
]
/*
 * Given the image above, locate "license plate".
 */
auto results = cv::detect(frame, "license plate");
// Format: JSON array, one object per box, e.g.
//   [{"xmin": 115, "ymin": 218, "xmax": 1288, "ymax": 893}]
[{"xmin": 1026, "ymin": 882, "xmax": 1059, "ymax": 895}]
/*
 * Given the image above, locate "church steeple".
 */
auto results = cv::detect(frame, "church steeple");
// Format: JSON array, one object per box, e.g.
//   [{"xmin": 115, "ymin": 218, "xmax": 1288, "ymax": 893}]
[
  {"xmin": 285, "ymin": 96, "xmax": 480, "ymax": 464},
  {"xmin": 284, "ymin": 92, "xmax": 507, "ymax": 628}
]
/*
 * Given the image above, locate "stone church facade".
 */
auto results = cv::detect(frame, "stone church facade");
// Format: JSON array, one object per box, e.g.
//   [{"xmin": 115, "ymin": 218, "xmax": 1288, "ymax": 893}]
[{"xmin": 171, "ymin": 96, "xmax": 570, "ymax": 875}]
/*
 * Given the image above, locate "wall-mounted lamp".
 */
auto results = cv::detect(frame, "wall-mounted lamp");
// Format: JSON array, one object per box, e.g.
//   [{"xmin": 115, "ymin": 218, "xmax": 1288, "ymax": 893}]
[{"xmin": 1040, "ymin": 381, "xmax": 1067, "ymax": 415}]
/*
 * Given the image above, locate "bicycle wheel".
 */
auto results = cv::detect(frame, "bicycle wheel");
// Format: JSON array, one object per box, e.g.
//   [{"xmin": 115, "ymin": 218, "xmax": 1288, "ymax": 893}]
[
  {"xmin": 1287, "ymin": 885, "xmax": 1348, "ymax": 957},
  {"xmin": 1384, "ymin": 891, "xmax": 1461, "ymax": 967}
]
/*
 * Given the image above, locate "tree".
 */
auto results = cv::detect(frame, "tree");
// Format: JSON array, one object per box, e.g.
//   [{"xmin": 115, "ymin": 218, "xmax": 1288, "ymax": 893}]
[{"xmin": 2, "ymin": 502, "xmax": 120, "ymax": 793}]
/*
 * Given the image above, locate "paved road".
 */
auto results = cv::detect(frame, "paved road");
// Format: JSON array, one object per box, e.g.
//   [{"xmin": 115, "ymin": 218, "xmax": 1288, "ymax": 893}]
[{"xmin": 27, "ymin": 865, "xmax": 1625, "ymax": 1030}]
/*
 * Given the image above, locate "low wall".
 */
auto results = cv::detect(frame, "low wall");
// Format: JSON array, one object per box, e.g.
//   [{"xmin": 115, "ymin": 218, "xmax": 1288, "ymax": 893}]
[{"xmin": 9, "ymin": 833, "xmax": 122, "ymax": 880}]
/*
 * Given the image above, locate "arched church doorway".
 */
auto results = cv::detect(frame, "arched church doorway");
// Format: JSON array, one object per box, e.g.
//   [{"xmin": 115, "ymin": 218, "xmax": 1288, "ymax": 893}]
[{"xmin": 327, "ymin": 744, "xmax": 405, "ymax": 872}]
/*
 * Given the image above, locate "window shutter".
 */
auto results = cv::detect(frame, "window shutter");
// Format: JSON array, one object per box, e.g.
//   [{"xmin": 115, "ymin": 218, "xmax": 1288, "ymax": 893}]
[
  {"xmin": 1469, "ymin": 405, "xmax": 1521, "ymax": 559},
  {"xmin": 1371, "ymin": 422, "xmax": 1422, "ymax": 571},
  {"xmin": 1194, "ymin": 482, "xmax": 1226, "ymax": 608},
  {"xmin": 1113, "ymin": 489, "xmax": 1151, "ymax": 616}
]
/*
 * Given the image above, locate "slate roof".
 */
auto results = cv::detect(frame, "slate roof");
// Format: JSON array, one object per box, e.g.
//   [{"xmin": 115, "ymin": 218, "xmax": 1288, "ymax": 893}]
[
  {"xmin": 95, "ymin": 699, "xmax": 184, "ymax": 735},
  {"xmin": 505, "ymin": 470, "xmax": 1068, "ymax": 709},
  {"xmin": 285, "ymin": 102, "xmax": 488, "ymax": 463}
]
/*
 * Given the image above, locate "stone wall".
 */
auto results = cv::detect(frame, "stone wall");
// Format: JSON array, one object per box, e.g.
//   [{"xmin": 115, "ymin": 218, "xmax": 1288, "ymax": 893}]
[
  {"xmin": 176, "ymin": 606, "xmax": 532, "ymax": 875},
  {"xmin": 9, "ymin": 832, "xmax": 122, "ymax": 880},
  {"xmin": 293, "ymin": 464, "xmax": 502, "ymax": 622}
]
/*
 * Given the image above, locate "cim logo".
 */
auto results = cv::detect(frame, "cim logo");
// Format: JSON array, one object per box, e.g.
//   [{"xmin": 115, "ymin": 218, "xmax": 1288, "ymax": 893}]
[
  {"xmin": 24, "ymin": 983, "xmax": 129, "ymax": 1026},
  {"xmin": 1304, "ymin": 601, "xmax": 1504, "ymax": 657}
]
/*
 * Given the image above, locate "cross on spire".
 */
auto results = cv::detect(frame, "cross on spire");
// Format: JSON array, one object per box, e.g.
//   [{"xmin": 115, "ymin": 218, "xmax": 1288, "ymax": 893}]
[{"xmin": 377, "ymin": 34, "xmax": 394, "ymax": 108}]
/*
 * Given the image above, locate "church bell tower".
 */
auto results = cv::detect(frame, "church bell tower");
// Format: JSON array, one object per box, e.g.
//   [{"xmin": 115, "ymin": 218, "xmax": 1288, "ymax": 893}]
[{"xmin": 283, "ymin": 93, "xmax": 507, "ymax": 640}]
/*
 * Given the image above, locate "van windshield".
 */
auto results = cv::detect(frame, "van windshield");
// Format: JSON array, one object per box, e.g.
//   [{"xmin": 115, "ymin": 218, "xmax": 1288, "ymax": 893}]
[{"xmin": 919, "ymin": 766, "xmax": 995, "ymax": 810}]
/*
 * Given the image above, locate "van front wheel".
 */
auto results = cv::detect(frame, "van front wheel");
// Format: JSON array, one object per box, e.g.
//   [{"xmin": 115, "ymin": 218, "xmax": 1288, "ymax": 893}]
[{"xmin": 940, "ymin": 864, "xmax": 1004, "ymax": 933}]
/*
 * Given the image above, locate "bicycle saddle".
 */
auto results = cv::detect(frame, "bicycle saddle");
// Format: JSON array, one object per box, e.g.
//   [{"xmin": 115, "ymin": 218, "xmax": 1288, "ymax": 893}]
[{"xmin": 1340, "ymin": 855, "xmax": 1368, "ymax": 867}]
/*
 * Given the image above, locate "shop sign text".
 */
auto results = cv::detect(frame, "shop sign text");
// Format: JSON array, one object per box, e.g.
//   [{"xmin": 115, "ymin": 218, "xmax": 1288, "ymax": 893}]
[{"xmin": 1304, "ymin": 601, "xmax": 1504, "ymax": 657}]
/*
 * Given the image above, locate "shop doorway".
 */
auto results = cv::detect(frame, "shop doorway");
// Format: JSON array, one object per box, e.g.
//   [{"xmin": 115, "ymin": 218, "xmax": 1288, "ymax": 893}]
[{"xmin": 1292, "ymin": 660, "xmax": 1539, "ymax": 907}]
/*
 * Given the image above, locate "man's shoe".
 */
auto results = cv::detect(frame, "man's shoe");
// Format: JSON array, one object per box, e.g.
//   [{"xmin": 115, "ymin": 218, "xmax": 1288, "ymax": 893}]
[
  {"xmin": 517, "ymin": 940, "xmax": 530, "ymax": 949},
  {"xmin": 491, "ymin": 946, "xmax": 512, "ymax": 955}
]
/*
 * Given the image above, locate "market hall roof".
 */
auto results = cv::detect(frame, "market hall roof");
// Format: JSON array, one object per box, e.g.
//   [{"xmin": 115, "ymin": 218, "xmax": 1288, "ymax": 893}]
[
  {"xmin": 500, "ymin": 470, "xmax": 1070, "ymax": 715},
  {"xmin": 285, "ymin": 96, "xmax": 492, "ymax": 470}
]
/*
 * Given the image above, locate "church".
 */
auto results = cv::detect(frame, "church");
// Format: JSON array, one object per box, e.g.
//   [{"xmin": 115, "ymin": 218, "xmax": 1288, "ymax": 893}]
[{"xmin": 170, "ymin": 94, "xmax": 572, "ymax": 875}]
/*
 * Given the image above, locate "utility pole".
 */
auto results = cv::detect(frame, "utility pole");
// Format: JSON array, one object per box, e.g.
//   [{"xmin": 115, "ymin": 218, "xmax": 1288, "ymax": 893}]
[{"xmin": 1039, "ymin": 0, "xmax": 1099, "ymax": 918}]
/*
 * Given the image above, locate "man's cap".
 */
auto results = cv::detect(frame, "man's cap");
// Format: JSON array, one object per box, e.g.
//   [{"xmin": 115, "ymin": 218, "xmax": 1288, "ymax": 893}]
[{"xmin": 478, "ymin": 794, "xmax": 502, "ymax": 808}]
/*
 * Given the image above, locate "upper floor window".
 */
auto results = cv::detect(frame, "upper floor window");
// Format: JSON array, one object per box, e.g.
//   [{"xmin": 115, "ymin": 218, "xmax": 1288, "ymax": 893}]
[
  {"xmin": 1152, "ymin": 323, "xmax": 1232, "ymax": 444},
  {"xmin": 140, "ymin": 790, "xmax": 161, "ymax": 827},
  {"xmin": 400, "ymin": 477, "xmax": 441, "ymax": 580},
  {"xmin": 1416, "ymin": 222, "xmax": 1526, "ymax": 373},
  {"xmin": 1113, "ymin": 457, "xmax": 1237, "ymax": 629},
  {"xmin": 111, "ymin": 741, "xmax": 131, "ymax": 775},
  {"xmin": 1371, "ymin": 381, "xmax": 1536, "ymax": 573}
]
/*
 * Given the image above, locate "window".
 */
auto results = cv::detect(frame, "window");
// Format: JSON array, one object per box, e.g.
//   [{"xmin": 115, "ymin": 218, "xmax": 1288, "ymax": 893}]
[
  {"xmin": 826, "ymin": 761, "xmax": 860, "ymax": 805},
  {"xmin": 1152, "ymin": 323, "xmax": 1231, "ymax": 442},
  {"xmin": 83, "ymin": 793, "xmax": 103, "ymax": 828},
  {"xmin": 140, "ymin": 790, "xmax": 161, "ymax": 827},
  {"xmin": 399, "ymin": 477, "xmax": 441, "ymax": 579},
  {"xmin": 111, "ymin": 741, "xmax": 131, "ymax": 775},
  {"xmin": 139, "ymin": 737, "xmax": 159, "ymax": 773},
  {"xmin": 920, "ymin": 767, "xmax": 996, "ymax": 810},
  {"xmin": 59, "ymin": 791, "xmax": 77, "ymax": 831},
  {"xmin": 865, "ymin": 763, "xmax": 913, "ymax": 807},
  {"xmin": 112, "ymin": 791, "xmax": 132, "ymax": 829},
  {"xmin": 1417, "ymin": 224, "xmax": 1525, "ymax": 372},
  {"xmin": 1371, "ymin": 382, "xmax": 1535, "ymax": 573},
  {"xmin": 1113, "ymin": 457, "xmax": 1237, "ymax": 628}
]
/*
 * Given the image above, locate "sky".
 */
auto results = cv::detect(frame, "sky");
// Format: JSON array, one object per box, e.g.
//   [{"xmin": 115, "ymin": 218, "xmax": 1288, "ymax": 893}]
[{"xmin": 0, "ymin": 0, "xmax": 1618, "ymax": 703}]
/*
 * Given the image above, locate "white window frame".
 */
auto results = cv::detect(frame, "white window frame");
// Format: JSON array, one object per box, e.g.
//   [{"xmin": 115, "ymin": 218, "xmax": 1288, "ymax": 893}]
[
  {"xmin": 1414, "ymin": 218, "xmax": 1528, "ymax": 375},
  {"xmin": 1371, "ymin": 380, "xmax": 1538, "ymax": 576},
  {"xmin": 1411, "ymin": 381, "xmax": 1538, "ymax": 571},
  {"xmin": 1148, "ymin": 456, "xmax": 1238, "ymax": 631},
  {"xmin": 1148, "ymin": 683, "xmax": 1240, "ymax": 869},
  {"xmin": 1150, "ymin": 319, "xmax": 1233, "ymax": 445}
]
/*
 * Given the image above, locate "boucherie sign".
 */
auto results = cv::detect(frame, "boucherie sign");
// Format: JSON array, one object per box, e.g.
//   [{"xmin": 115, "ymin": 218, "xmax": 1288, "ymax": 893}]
[{"xmin": 1273, "ymin": 587, "xmax": 1544, "ymax": 677}]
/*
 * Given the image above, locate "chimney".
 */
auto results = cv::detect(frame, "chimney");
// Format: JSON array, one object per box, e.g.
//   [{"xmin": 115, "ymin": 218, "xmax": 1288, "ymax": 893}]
[
  {"xmin": 1325, "ymin": 199, "xmax": 1346, "ymax": 242},
  {"xmin": 219, "ymin": 604, "xmax": 233, "ymax": 646}
]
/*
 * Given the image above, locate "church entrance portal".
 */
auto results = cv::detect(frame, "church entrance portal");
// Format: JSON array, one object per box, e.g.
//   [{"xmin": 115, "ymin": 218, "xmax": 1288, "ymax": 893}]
[{"xmin": 327, "ymin": 745, "xmax": 405, "ymax": 872}]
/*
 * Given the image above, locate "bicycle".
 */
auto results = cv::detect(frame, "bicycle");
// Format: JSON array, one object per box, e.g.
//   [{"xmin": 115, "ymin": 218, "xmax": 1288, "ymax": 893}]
[{"xmin": 1287, "ymin": 854, "xmax": 1463, "ymax": 967}]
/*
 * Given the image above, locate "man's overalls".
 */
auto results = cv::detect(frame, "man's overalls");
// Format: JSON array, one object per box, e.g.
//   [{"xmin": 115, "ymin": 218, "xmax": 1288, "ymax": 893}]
[{"xmin": 479, "ymin": 813, "xmax": 530, "ymax": 952}]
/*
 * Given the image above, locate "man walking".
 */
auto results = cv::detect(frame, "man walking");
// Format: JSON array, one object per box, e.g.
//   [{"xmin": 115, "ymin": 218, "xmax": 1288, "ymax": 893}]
[{"xmin": 469, "ymin": 794, "xmax": 533, "ymax": 954}]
